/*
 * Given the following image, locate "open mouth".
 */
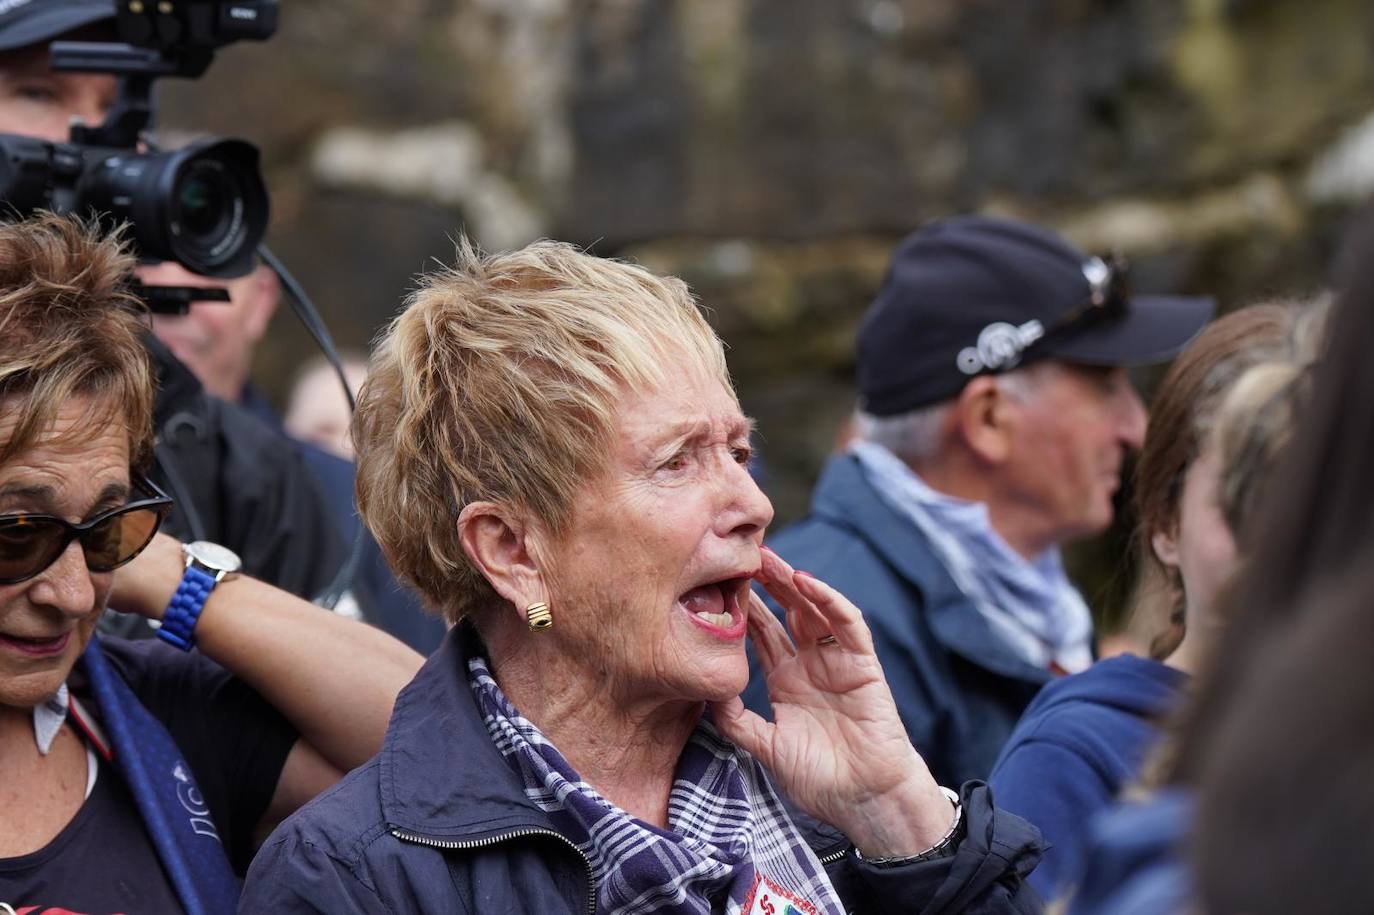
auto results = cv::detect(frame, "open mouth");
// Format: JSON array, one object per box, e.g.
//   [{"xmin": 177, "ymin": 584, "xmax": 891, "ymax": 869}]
[
  {"xmin": 0, "ymin": 631, "xmax": 71, "ymax": 658},
  {"xmin": 677, "ymin": 576, "xmax": 752, "ymax": 639}
]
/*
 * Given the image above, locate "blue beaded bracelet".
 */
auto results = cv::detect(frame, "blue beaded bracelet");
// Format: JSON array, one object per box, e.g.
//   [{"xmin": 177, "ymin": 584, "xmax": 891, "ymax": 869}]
[{"xmin": 156, "ymin": 565, "xmax": 219, "ymax": 651}]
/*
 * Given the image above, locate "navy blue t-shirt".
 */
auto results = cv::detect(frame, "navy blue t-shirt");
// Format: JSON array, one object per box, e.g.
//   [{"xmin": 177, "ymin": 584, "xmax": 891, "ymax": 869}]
[
  {"xmin": 0, "ymin": 752, "xmax": 185, "ymax": 914},
  {"xmin": 0, "ymin": 638, "xmax": 297, "ymax": 913}
]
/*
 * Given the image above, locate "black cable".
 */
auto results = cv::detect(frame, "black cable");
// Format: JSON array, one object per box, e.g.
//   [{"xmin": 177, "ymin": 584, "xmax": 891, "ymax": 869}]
[
  {"xmin": 257, "ymin": 244, "xmax": 361, "ymax": 609},
  {"xmin": 257, "ymin": 245, "xmax": 356, "ymax": 410}
]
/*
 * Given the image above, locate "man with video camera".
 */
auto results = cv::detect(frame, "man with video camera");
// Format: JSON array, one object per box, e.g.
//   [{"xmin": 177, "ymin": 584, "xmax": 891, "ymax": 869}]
[{"xmin": 0, "ymin": 0, "xmax": 391, "ymax": 635}]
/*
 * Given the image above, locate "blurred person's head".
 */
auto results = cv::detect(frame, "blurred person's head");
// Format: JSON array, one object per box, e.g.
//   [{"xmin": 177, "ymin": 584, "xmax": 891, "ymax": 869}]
[
  {"xmin": 0, "ymin": 1, "xmax": 118, "ymax": 143},
  {"xmin": 1128, "ymin": 302, "xmax": 1326, "ymax": 663},
  {"xmin": 283, "ymin": 352, "xmax": 368, "ymax": 460},
  {"xmin": 139, "ymin": 259, "xmax": 280, "ymax": 403},
  {"xmin": 1177, "ymin": 214, "xmax": 1374, "ymax": 915},
  {"xmin": 853, "ymin": 215, "xmax": 1212, "ymax": 558},
  {"xmin": 1192, "ymin": 565, "xmax": 1374, "ymax": 915}
]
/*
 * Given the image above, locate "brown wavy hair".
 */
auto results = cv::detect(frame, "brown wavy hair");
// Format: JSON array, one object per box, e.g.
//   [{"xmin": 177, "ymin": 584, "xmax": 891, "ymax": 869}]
[
  {"xmin": 0, "ymin": 213, "xmax": 153, "ymax": 470},
  {"xmin": 1127, "ymin": 303, "xmax": 1312, "ymax": 659}
]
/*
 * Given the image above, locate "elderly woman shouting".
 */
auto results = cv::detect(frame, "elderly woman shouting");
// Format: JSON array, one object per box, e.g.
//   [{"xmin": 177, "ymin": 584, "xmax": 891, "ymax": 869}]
[
  {"xmin": 0, "ymin": 215, "xmax": 422, "ymax": 914},
  {"xmin": 243, "ymin": 240, "xmax": 1043, "ymax": 913}
]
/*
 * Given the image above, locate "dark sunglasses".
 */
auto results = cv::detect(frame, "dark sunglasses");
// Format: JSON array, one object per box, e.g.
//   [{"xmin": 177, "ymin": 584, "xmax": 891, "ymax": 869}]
[
  {"xmin": 0, "ymin": 476, "xmax": 173, "ymax": 585},
  {"xmin": 1044, "ymin": 254, "xmax": 1132, "ymax": 338}
]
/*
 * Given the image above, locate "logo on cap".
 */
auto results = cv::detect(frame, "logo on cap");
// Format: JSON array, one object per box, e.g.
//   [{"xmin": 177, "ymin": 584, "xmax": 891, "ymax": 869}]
[{"xmin": 956, "ymin": 319, "xmax": 1045, "ymax": 375}]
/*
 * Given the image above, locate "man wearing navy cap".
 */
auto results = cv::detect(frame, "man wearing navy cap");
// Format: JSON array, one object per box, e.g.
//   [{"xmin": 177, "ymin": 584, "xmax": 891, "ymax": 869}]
[{"xmin": 742, "ymin": 215, "xmax": 1213, "ymax": 786}]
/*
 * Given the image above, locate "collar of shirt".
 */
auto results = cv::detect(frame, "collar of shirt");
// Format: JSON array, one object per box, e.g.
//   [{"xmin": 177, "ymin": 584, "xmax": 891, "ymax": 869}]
[{"xmin": 33, "ymin": 681, "xmax": 70, "ymax": 754}]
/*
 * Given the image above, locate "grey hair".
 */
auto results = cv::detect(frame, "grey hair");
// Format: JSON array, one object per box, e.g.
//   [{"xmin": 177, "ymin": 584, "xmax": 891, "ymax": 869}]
[
  {"xmin": 854, "ymin": 400, "xmax": 952, "ymax": 464},
  {"xmin": 854, "ymin": 361, "xmax": 1054, "ymax": 464}
]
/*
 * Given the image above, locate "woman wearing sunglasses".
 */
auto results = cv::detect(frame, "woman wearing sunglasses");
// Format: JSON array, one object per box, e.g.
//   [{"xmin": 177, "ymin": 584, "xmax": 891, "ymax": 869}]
[{"xmin": 0, "ymin": 214, "xmax": 423, "ymax": 915}]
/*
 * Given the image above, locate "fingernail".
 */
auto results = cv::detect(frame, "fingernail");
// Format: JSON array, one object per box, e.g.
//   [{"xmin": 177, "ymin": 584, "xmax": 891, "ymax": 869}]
[{"xmin": 794, "ymin": 569, "xmax": 814, "ymax": 580}]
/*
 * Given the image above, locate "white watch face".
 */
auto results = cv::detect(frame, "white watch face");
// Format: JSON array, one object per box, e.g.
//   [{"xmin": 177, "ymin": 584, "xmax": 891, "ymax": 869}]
[{"xmin": 185, "ymin": 540, "xmax": 243, "ymax": 573}]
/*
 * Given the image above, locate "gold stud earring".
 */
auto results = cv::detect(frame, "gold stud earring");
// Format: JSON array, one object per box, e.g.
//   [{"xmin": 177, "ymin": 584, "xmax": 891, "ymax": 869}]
[{"xmin": 526, "ymin": 601, "xmax": 553, "ymax": 632}]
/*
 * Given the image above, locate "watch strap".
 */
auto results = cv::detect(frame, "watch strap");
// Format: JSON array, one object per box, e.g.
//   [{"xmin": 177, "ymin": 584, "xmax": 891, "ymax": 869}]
[{"xmin": 156, "ymin": 565, "xmax": 218, "ymax": 651}]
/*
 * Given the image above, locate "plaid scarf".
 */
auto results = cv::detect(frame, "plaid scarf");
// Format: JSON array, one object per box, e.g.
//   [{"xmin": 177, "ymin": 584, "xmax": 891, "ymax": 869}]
[{"xmin": 469, "ymin": 657, "xmax": 845, "ymax": 915}]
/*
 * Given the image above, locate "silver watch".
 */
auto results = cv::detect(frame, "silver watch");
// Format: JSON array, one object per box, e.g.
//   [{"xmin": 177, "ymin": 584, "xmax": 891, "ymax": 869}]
[{"xmin": 183, "ymin": 540, "xmax": 243, "ymax": 582}]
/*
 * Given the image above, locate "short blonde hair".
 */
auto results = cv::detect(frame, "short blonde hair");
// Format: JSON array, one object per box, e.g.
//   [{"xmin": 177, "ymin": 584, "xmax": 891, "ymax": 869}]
[
  {"xmin": 0, "ymin": 214, "xmax": 153, "ymax": 470},
  {"xmin": 354, "ymin": 238, "xmax": 732, "ymax": 624}
]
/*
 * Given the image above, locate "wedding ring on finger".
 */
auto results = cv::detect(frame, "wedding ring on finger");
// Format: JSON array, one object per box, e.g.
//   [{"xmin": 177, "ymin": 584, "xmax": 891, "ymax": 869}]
[{"xmin": 816, "ymin": 635, "xmax": 839, "ymax": 646}]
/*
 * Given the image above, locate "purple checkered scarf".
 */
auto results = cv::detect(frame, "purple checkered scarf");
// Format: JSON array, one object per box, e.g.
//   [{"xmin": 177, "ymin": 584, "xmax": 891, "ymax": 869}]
[{"xmin": 468, "ymin": 657, "xmax": 846, "ymax": 915}]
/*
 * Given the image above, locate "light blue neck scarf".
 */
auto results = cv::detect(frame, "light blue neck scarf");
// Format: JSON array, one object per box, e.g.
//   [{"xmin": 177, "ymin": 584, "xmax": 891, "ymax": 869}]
[{"xmin": 852, "ymin": 441, "xmax": 1093, "ymax": 672}]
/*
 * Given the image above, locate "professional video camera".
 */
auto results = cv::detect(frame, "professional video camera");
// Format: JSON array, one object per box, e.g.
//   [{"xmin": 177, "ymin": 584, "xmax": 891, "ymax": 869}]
[{"xmin": 0, "ymin": 1, "xmax": 277, "ymax": 293}]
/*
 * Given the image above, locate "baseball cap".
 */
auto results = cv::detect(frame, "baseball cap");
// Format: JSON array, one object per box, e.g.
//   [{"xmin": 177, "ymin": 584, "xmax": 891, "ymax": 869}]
[
  {"xmin": 856, "ymin": 215, "xmax": 1215, "ymax": 416},
  {"xmin": 0, "ymin": 0, "xmax": 115, "ymax": 53}
]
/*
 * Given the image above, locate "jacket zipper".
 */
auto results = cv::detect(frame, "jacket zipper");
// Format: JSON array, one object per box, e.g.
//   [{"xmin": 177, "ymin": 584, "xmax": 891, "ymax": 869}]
[
  {"xmin": 818, "ymin": 847, "xmax": 848, "ymax": 866},
  {"xmin": 390, "ymin": 826, "xmax": 596, "ymax": 915}
]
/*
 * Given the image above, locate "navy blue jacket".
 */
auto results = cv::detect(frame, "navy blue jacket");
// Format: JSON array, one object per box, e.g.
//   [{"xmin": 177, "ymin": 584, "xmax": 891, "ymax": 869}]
[
  {"xmin": 989, "ymin": 654, "xmax": 1187, "ymax": 899},
  {"xmin": 743, "ymin": 454, "xmax": 1053, "ymax": 787},
  {"xmin": 241, "ymin": 627, "xmax": 1046, "ymax": 914}
]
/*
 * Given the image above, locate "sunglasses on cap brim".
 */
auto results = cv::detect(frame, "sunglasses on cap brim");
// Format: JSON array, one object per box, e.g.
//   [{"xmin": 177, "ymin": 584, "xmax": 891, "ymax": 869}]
[
  {"xmin": 0, "ymin": 476, "xmax": 173, "ymax": 585},
  {"xmin": 956, "ymin": 254, "xmax": 1132, "ymax": 377},
  {"xmin": 1044, "ymin": 254, "xmax": 1132, "ymax": 338}
]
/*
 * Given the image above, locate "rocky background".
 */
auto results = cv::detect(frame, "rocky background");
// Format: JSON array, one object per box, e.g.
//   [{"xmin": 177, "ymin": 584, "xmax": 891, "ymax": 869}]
[{"xmin": 162, "ymin": 0, "xmax": 1374, "ymax": 628}]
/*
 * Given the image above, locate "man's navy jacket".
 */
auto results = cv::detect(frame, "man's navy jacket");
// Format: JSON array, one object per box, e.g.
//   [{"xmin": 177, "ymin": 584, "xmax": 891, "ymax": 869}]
[{"xmin": 743, "ymin": 453, "xmax": 1056, "ymax": 787}]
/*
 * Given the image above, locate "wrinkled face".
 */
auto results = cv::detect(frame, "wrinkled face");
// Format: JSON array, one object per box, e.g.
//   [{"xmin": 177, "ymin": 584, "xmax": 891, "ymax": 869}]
[
  {"xmin": 0, "ymin": 397, "xmax": 128, "ymax": 710},
  {"xmin": 542, "ymin": 361, "xmax": 773, "ymax": 706},
  {"xmin": 1001, "ymin": 363, "xmax": 1147, "ymax": 546},
  {"xmin": 1157, "ymin": 446, "xmax": 1238, "ymax": 622},
  {"xmin": 0, "ymin": 44, "xmax": 116, "ymax": 142},
  {"xmin": 142, "ymin": 261, "xmax": 276, "ymax": 403}
]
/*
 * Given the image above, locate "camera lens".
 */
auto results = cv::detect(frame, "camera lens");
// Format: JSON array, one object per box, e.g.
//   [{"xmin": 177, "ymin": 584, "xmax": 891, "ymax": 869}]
[
  {"xmin": 163, "ymin": 140, "xmax": 268, "ymax": 277},
  {"xmin": 76, "ymin": 137, "xmax": 269, "ymax": 277},
  {"xmin": 170, "ymin": 155, "xmax": 249, "ymax": 269},
  {"xmin": 177, "ymin": 163, "xmax": 230, "ymax": 238}
]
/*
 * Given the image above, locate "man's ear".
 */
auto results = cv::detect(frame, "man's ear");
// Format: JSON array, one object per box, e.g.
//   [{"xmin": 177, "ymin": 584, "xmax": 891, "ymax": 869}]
[
  {"xmin": 457, "ymin": 501, "xmax": 549, "ymax": 620},
  {"xmin": 241, "ymin": 263, "xmax": 280, "ymax": 344},
  {"xmin": 952, "ymin": 376, "xmax": 1013, "ymax": 464},
  {"xmin": 1151, "ymin": 527, "xmax": 1181, "ymax": 571}
]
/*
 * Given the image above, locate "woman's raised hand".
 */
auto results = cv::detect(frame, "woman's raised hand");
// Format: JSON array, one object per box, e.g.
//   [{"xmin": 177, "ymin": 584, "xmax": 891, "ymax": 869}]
[{"xmin": 711, "ymin": 547, "xmax": 956, "ymax": 858}]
